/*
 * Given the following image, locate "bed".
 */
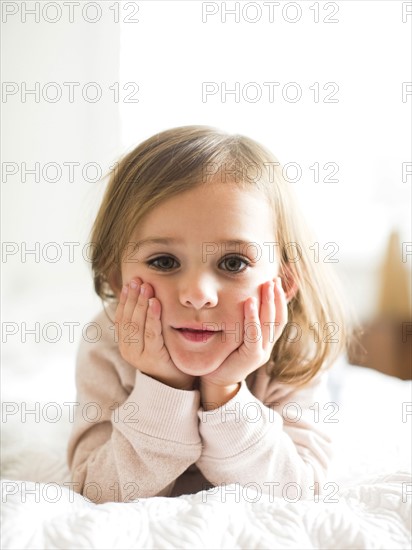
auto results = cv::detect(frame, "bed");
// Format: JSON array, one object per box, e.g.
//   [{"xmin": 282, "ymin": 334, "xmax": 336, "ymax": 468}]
[{"xmin": 1, "ymin": 351, "xmax": 411, "ymax": 549}]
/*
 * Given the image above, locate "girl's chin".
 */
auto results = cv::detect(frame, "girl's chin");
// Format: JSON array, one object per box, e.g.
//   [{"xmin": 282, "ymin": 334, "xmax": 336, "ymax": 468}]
[
  {"xmin": 173, "ymin": 361, "xmax": 221, "ymax": 377},
  {"xmin": 169, "ymin": 350, "xmax": 227, "ymax": 377}
]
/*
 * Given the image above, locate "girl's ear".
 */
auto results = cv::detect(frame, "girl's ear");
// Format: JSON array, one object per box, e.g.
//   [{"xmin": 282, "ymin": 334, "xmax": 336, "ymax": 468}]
[{"xmin": 279, "ymin": 264, "xmax": 299, "ymax": 303}]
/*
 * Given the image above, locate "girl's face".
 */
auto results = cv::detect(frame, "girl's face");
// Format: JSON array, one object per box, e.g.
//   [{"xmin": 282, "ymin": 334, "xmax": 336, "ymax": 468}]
[{"xmin": 120, "ymin": 182, "xmax": 281, "ymax": 376}]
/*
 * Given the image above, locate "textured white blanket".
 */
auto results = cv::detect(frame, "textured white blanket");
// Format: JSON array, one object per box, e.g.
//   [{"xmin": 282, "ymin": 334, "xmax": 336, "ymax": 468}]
[
  {"xmin": 1, "ymin": 357, "xmax": 411, "ymax": 550},
  {"xmin": 2, "ymin": 471, "xmax": 411, "ymax": 549}
]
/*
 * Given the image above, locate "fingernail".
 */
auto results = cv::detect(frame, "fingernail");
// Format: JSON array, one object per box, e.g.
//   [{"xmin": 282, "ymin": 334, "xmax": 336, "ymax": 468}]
[
  {"xmin": 140, "ymin": 284, "xmax": 146, "ymax": 296},
  {"xmin": 130, "ymin": 280, "xmax": 138, "ymax": 290},
  {"xmin": 122, "ymin": 284, "xmax": 129, "ymax": 294}
]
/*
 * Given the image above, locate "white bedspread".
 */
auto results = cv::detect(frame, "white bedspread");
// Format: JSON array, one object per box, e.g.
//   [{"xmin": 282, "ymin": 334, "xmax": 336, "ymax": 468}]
[{"xmin": 1, "ymin": 355, "xmax": 411, "ymax": 550}]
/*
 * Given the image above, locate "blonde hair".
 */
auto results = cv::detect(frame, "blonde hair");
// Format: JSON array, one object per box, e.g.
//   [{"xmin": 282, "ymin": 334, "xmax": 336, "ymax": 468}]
[{"xmin": 90, "ymin": 125, "xmax": 352, "ymax": 386}]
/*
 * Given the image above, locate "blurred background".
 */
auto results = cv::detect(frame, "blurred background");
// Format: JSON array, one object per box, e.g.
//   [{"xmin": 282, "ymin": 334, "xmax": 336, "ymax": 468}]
[{"xmin": 1, "ymin": 1, "xmax": 411, "ymax": 406}]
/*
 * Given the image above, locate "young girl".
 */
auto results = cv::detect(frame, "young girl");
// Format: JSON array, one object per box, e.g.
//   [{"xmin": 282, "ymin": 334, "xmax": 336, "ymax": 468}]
[{"xmin": 67, "ymin": 125, "xmax": 348, "ymax": 504}]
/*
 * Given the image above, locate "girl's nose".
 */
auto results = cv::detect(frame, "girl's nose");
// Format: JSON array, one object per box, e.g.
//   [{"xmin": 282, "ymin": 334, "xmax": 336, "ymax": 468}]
[{"xmin": 178, "ymin": 274, "xmax": 218, "ymax": 309}]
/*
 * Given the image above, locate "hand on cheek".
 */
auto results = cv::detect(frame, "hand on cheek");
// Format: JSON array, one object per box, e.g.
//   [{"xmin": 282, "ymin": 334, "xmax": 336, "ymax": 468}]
[
  {"xmin": 114, "ymin": 278, "xmax": 195, "ymax": 391},
  {"xmin": 200, "ymin": 277, "xmax": 289, "ymax": 409}
]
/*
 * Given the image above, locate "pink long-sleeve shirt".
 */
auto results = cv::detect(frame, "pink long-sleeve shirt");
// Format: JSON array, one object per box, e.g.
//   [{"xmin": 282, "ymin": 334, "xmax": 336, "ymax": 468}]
[{"xmin": 66, "ymin": 303, "xmax": 335, "ymax": 504}]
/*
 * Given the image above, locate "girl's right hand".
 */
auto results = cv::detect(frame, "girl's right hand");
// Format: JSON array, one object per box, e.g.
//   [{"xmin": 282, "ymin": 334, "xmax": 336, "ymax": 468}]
[{"xmin": 114, "ymin": 278, "xmax": 195, "ymax": 391}]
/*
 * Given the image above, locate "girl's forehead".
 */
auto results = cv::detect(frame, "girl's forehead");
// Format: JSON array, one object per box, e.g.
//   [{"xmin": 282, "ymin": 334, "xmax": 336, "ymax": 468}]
[
  {"xmin": 152, "ymin": 183, "xmax": 270, "ymax": 213},
  {"xmin": 130, "ymin": 184, "xmax": 275, "ymax": 243}
]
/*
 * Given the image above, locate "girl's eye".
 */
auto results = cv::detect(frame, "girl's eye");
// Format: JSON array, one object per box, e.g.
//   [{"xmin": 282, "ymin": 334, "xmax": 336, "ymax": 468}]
[
  {"xmin": 219, "ymin": 255, "xmax": 250, "ymax": 274},
  {"xmin": 147, "ymin": 256, "xmax": 179, "ymax": 271}
]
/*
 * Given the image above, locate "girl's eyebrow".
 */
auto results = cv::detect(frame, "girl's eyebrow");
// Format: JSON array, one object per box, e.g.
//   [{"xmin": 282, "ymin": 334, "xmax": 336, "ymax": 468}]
[
  {"xmin": 132, "ymin": 237, "xmax": 254, "ymax": 249},
  {"xmin": 134, "ymin": 237, "xmax": 182, "ymax": 249}
]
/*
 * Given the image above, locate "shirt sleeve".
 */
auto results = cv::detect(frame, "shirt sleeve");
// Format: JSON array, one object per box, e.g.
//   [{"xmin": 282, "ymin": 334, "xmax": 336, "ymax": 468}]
[
  {"xmin": 195, "ymin": 369, "xmax": 334, "ymax": 500},
  {"xmin": 66, "ymin": 310, "xmax": 202, "ymax": 504}
]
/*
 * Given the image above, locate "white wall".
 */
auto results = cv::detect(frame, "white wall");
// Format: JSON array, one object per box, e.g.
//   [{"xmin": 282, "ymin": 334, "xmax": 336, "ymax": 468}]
[{"xmin": 1, "ymin": 4, "xmax": 121, "ymax": 395}]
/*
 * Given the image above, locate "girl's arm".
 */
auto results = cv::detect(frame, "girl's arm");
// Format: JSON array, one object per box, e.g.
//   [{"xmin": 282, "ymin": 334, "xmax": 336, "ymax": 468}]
[
  {"xmin": 195, "ymin": 368, "xmax": 334, "ymax": 500},
  {"xmin": 66, "ymin": 307, "xmax": 202, "ymax": 504}
]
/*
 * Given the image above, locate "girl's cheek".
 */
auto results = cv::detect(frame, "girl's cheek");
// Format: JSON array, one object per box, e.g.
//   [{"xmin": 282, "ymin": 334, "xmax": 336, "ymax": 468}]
[
  {"xmin": 227, "ymin": 289, "xmax": 258, "ymax": 314},
  {"xmin": 233, "ymin": 279, "xmax": 262, "ymax": 300}
]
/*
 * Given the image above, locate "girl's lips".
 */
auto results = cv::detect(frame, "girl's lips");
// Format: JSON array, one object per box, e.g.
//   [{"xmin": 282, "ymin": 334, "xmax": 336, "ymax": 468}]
[{"xmin": 173, "ymin": 327, "xmax": 221, "ymax": 343}]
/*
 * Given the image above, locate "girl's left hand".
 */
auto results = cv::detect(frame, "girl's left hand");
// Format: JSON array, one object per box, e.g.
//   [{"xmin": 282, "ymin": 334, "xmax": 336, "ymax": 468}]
[{"xmin": 200, "ymin": 277, "xmax": 288, "ymax": 400}]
